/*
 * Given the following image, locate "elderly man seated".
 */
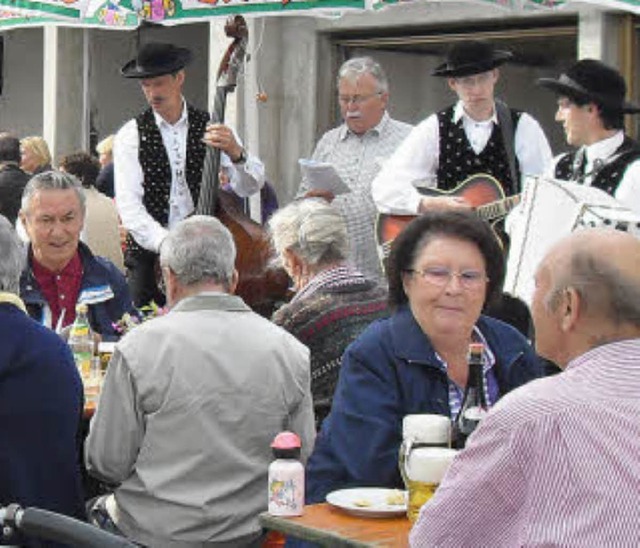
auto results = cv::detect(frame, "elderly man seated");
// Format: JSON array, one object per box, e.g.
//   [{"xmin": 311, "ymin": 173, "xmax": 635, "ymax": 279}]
[
  {"xmin": 0, "ymin": 215, "xmax": 85, "ymax": 547},
  {"xmin": 85, "ymin": 215, "xmax": 315, "ymax": 547},
  {"xmin": 18, "ymin": 171, "xmax": 135, "ymax": 339}
]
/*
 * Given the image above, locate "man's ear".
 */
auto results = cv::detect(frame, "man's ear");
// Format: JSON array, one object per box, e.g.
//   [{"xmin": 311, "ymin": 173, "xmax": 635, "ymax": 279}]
[
  {"xmin": 229, "ymin": 269, "xmax": 239, "ymax": 294},
  {"xmin": 560, "ymin": 287, "xmax": 581, "ymax": 332}
]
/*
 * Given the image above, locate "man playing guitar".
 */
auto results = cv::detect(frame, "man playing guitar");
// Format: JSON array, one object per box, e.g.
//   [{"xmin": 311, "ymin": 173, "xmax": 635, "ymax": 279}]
[{"xmin": 371, "ymin": 40, "xmax": 552, "ymax": 217}]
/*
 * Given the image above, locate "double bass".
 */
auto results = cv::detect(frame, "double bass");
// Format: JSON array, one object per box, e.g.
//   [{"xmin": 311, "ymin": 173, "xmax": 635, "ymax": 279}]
[{"xmin": 196, "ymin": 15, "xmax": 289, "ymax": 317}]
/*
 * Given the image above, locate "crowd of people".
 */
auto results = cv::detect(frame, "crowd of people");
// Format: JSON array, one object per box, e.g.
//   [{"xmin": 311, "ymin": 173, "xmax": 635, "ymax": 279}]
[{"xmin": 0, "ymin": 36, "xmax": 639, "ymax": 547}]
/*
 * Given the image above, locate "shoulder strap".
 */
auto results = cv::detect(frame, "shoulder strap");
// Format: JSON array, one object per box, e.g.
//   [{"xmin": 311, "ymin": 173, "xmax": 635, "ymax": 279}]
[{"xmin": 495, "ymin": 100, "xmax": 519, "ymax": 192}]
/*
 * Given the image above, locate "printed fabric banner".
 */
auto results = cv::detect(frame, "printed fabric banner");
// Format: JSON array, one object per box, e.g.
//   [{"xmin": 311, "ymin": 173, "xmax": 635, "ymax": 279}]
[{"xmin": 0, "ymin": 0, "xmax": 365, "ymax": 29}]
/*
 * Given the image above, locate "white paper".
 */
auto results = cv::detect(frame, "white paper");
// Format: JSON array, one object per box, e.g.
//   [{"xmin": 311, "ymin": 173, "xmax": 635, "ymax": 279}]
[{"xmin": 299, "ymin": 159, "xmax": 351, "ymax": 196}]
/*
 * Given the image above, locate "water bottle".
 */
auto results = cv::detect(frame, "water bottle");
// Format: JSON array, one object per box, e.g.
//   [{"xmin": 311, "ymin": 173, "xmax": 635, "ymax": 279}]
[
  {"xmin": 68, "ymin": 303, "xmax": 93, "ymax": 380},
  {"xmin": 267, "ymin": 431, "xmax": 304, "ymax": 516}
]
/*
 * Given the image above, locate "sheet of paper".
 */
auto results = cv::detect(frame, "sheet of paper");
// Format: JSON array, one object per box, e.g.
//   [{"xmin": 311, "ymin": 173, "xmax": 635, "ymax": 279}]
[{"xmin": 299, "ymin": 159, "xmax": 351, "ymax": 196}]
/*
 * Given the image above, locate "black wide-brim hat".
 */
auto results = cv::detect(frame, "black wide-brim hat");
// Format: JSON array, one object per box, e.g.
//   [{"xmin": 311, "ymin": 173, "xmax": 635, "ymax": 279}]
[
  {"xmin": 432, "ymin": 40, "xmax": 513, "ymax": 78},
  {"xmin": 538, "ymin": 59, "xmax": 640, "ymax": 113},
  {"xmin": 121, "ymin": 42, "xmax": 193, "ymax": 79}
]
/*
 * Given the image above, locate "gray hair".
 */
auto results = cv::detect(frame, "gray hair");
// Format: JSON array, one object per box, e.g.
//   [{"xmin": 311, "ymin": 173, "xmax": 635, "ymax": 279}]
[
  {"xmin": 269, "ymin": 199, "xmax": 348, "ymax": 267},
  {"xmin": 0, "ymin": 214, "xmax": 23, "ymax": 294},
  {"xmin": 338, "ymin": 57, "xmax": 389, "ymax": 94},
  {"xmin": 160, "ymin": 215, "xmax": 236, "ymax": 287},
  {"xmin": 545, "ymin": 249, "xmax": 640, "ymax": 327},
  {"xmin": 21, "ymin": 171, "xmax": 86, "ymax": 217}
]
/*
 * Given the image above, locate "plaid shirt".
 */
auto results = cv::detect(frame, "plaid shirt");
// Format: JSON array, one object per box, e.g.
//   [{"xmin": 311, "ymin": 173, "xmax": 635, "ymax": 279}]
[{"xmin": 300, "ymin": 113, "xmax": 412, "ymax": 281}]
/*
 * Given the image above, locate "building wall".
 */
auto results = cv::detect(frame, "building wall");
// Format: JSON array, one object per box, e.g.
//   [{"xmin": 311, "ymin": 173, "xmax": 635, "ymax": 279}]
[{"xmin": 0, "ymin": 28, "xmax": 44, "ymax": 138}]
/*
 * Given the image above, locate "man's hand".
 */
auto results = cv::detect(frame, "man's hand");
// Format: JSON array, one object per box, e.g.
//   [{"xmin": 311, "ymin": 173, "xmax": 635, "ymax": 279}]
[
  {"xmin": 303, "ymin": 189, "xmax": 335, "ymax": 203},
  {"xmin": 203, "ymin": 123, "xmax": 244, "ymax": 162},
  {"xmin": 418, "ymin": 195, "xmax": 472, "ymax": 213}
]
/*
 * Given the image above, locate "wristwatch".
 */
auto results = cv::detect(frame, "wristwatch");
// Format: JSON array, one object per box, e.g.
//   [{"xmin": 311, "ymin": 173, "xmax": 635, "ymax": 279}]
[{"xmin": 232, "ymin": 148, "xmax": 247, "ymax": 164}]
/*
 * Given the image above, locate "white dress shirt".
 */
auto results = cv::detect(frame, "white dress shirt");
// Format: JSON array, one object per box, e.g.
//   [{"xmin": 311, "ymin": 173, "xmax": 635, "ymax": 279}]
[
  {"xmin": 546, "ymin": 131, "xmax": 640, "ymax": 216},
  {"xmin": 372, "ymin": 100, "xmax": 553, "ymax": 214},
  {"xmin": 114, "ymin": 100, "xmax": 265, "ymax": 253}
]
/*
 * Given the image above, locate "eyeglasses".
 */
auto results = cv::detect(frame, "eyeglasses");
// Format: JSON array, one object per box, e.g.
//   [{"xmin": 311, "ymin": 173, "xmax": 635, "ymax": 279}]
[
  {"xmin": 405, "ymin": 266, "xmax": 489, "ymax": 290},
  {"xmin": 453, "ymin": 72, "xmax": 494, "ymax": 89},
  {"xmin": 338, "ymin": 92, "xmax": 382, "ymax": 105}
]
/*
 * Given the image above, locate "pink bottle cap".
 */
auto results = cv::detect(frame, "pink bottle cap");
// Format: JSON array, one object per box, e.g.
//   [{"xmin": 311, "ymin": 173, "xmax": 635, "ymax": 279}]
[{"xmin": 271, "ymin": 431, "xmax": 301, "ymax": 450}]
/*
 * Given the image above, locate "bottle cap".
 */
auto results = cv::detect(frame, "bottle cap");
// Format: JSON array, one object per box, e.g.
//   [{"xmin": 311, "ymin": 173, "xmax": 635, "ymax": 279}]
[
  {"xmin": 271, "ymin": 431, "xmax": 301, "ymax": 450},
  {"xmin": 468, "ymin": 342, "xmax": 484, "ymax": 356},
  {"xmin": 76, "ymin": 303, "xmax": 89, "ymax": 314}
]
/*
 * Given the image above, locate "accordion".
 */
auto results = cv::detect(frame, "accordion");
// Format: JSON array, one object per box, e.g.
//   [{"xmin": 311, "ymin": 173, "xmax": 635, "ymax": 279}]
[{"xmin": 505, "ymin": 175, "xmax": 640, "ymax": 306}]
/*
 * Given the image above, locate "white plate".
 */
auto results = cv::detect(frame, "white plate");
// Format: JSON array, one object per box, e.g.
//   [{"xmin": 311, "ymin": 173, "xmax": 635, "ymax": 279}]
[{"xmin": 326, "ymin": 487, "xmax": 407, "ymax": 518}]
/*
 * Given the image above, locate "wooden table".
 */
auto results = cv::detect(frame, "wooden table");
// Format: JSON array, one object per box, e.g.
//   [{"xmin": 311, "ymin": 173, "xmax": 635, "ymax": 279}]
[{"xmin": 259, "ymin": 503, "xmax": 411, "ymax": 547}]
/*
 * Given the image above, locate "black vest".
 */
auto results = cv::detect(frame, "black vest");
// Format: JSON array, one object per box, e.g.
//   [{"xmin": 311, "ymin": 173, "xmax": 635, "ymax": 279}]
[
  {"xmin": 436, "ymin": 105, "xmax": 522, "ymax": 196},
  {"xmin": 554, "ymin": 135, "xmax": 640, "ymax": 196},
  {"xmin": 125, "ymin": 105, "xmax": 209, "ymax": 257}
]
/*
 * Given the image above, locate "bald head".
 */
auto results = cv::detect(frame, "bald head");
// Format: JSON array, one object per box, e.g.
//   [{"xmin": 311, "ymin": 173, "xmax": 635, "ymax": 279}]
[{"xmin": 532, "ymin": 228, "xmax": 640, "ymax": 366}]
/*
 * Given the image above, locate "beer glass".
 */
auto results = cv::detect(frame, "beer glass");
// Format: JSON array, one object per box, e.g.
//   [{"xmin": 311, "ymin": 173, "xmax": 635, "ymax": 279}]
[
  {"xmin": 402, "ymin": 446, "xmax": 457, "ymax": 522},
  {"xmin": 399, "ymin": 415, "xmax": 456, "ymax": 522}
]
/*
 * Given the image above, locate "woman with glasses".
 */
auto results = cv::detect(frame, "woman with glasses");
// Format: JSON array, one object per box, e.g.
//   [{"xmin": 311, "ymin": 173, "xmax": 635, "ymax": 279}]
[{"xmin": 306, "ymin": 209, "xmax": 544, "ymax": 502}]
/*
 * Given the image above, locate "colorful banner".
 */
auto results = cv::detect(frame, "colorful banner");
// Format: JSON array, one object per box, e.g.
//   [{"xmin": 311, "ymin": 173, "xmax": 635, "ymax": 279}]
[{"xmin": 0, "ymin": 0, "xmax": 365, "ymax": 29}]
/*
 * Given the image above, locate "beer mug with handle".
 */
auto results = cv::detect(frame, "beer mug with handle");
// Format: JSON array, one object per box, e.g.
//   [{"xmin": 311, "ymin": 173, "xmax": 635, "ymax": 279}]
[{"xmin": 399, "ymin": 414, "xmax": 457, "ymax": 522}]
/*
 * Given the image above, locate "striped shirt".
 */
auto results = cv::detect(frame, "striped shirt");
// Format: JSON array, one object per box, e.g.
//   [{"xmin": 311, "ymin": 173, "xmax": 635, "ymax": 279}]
[
  {"xmin": 410, "ymin": 338, "xmax": 640, "ymax": 547},
  {"xmin": 299, "ymin": 113, "xmax": 412, "ymax": 281}
]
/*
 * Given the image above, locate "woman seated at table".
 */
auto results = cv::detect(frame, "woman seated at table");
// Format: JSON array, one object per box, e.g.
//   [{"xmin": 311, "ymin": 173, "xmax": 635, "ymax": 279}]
[
  {"xmin": 306, "ymin": 209, "xmax": 544, "ymax": 502},
  {"xmin": 269, "ymin": 198, "xmax": 388, "ymax": 428}
]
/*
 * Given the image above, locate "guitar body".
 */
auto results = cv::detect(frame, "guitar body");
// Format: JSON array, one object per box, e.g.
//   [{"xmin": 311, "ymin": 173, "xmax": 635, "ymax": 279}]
[{"xmin": 376, "ymin": 174, "xmax": 509, "ymax": 258}]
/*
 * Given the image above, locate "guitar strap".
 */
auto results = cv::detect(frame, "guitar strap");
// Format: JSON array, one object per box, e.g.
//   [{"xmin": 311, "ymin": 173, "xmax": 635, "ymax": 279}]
[{"xmin": 495, "ymin": 99, "xmax": 519, "ymax": 195}]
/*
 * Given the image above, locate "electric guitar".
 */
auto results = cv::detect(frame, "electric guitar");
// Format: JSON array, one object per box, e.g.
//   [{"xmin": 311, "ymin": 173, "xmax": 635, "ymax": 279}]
[{"xmin": 376, "ymin": 173, "xmax": 521, "ymax": 258}]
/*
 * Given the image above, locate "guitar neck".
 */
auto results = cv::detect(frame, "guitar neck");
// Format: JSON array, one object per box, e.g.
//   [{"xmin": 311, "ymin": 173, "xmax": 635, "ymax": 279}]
[{"xmin": 477, "ymin": 194, "xmax": 520, "ymax": 221}]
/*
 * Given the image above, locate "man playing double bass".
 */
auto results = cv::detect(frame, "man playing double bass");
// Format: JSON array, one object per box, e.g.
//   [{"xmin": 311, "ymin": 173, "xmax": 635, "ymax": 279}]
[
  {"xmin": 114, "ymin": 42, "xmax": 265, "ymax": 307},
  {"xmin": 372, "ymin": 40, "xmax": 552, "ymax": 215}
]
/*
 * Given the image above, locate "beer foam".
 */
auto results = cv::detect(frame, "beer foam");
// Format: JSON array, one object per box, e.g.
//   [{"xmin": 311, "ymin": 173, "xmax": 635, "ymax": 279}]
[
  {"xmin": 406, "ymin": 447, "xmax": 458, "ymax": 483},
  {"xmin": 403, "ymin": 414, "xmax": 451, "ymax": 445}
]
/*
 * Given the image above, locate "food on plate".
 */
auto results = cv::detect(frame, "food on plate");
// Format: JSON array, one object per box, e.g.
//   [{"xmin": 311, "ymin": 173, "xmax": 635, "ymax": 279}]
[
  {"xmin": 386, "ymin": 489, "xmax": 406, "ymax": 506},
  {"xmin": 353, "ymin": 498, "xmax": 372, "ymax": 507}
]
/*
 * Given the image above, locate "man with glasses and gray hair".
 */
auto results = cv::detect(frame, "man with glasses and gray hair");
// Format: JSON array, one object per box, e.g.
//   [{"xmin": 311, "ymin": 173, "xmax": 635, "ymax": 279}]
[
  {"xmin": 86, "ymin": 215, "xmax": 315, "ymax": 547},
  {"xmin": 297, "ymin": 56, "xmax": 412, "ymax": 281},
  {"xmin": 372, "ymin": 40, "xmax": 552, "ymax": 215}
]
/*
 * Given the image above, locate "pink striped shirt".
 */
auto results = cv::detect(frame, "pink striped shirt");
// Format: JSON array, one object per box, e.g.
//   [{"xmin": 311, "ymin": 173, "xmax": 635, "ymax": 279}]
[{"xmin": 410, "ymin": 338, "xmax": 640, "ymax": 547}]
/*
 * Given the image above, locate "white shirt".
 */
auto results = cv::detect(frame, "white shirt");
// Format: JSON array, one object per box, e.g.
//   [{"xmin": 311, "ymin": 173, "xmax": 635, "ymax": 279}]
[
  {"xmin": 546, "ymin": 131, "xmax": 640, "ymax": 216},
  {"xmin": 372, "ymin": 100, "xmax": 553, "ymax": 214},
  {"xmin": 114, "ymin": 100, "xmax": 265, "ymax": 253}
]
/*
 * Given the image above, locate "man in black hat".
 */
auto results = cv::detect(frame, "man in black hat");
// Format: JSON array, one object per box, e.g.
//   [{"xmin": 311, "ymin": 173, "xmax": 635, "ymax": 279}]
[
  {"xmin": 114, "ymin": 42, "xmax": 265, "ymax": 307},
  {"xmin": 372, "ymin": 40, "xmax": 552, "ymax": 215},
  {"xmin": 538, "ymin": 59, "xmax": 640, "ymax": 215}
]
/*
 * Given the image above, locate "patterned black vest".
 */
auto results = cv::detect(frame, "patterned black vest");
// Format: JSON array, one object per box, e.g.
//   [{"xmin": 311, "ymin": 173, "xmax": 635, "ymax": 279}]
[
  {"xmin": 125, "ymin": 105, "xmax": 209, "ymax": 257},
  {"xmin": 554, "ymin": 135, "xmax": 640, "ymax": 196},
  {"xmin": 436, "ymin": 105, "xmax": 522, "ymax": 196}
]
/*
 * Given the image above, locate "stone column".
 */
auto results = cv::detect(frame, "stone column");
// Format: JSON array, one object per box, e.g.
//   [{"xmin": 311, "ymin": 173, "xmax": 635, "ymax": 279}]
[{"xmin": 43, "ymin": 26, "xmax": 88, "ymax": 163}]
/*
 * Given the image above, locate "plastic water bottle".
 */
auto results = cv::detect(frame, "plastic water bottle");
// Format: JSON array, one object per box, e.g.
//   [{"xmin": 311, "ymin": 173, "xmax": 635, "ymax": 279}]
[
  {"xmin": 267, "ymin": 431, "xmax": 304, "ymax": 516},
  {"xmin": 68, "ymin": 303, "xmax": 93, "ymax": 379}
]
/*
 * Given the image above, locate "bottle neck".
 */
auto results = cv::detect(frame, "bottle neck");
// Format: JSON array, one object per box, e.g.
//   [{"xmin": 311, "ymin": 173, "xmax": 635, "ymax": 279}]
[{"xmin": 463, "ymin": 361, "xmax": 487, "ymax": 407}]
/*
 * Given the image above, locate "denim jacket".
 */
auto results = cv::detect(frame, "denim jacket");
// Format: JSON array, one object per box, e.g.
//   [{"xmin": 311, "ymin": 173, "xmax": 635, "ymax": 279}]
[
  {"xmin": 306, "ymin": 305, "xmax": 544, "ymax": 503},
  {"xmin": 20, "ymin": 242, "xmax": 135, "ymax": 341}
]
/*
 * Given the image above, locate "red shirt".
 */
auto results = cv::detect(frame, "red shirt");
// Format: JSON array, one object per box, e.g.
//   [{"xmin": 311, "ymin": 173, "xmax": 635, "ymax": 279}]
[{"xmin": 32, "ymin": 251, "xmax": 83, "ymax": 330}]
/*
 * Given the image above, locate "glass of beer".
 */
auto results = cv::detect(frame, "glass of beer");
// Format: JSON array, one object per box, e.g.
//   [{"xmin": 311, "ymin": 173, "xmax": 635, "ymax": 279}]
[{"xmin": 404, "ymin": 446, "xmax": 457, "ymax": 521}]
